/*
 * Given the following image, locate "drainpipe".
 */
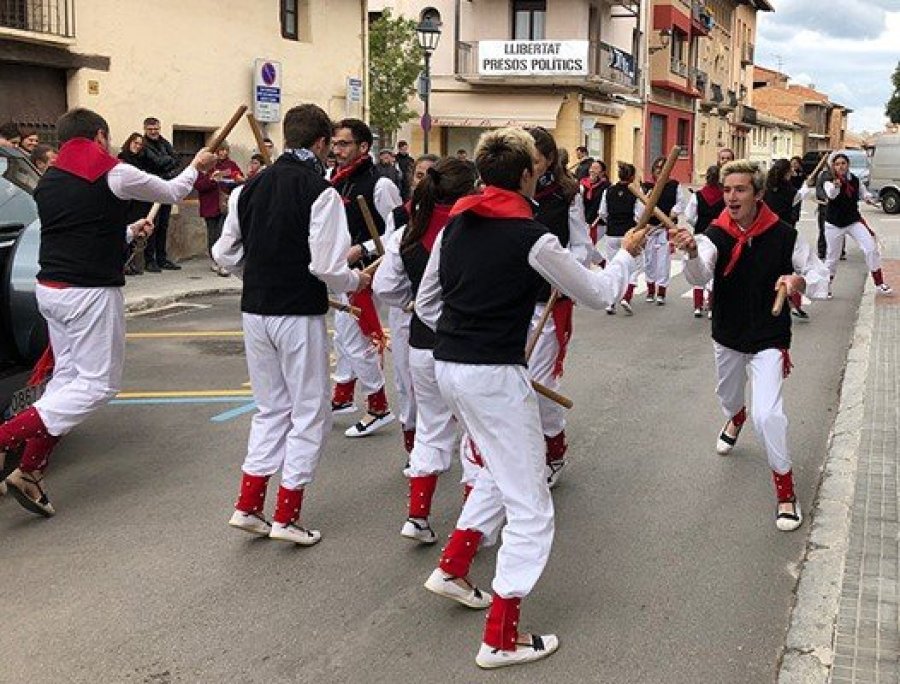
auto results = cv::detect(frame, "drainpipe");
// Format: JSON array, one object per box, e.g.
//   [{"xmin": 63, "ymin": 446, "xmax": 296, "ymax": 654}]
[{"xmin": 454, "ymin": 0, "xmax": 461, "ymax": 75}]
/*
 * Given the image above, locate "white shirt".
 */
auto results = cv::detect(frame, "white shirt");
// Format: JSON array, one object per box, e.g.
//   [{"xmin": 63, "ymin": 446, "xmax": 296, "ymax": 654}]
[
  {"xmin": 358, "ymin": 177, "xmax": 403, "ymax": 256},
  {"xmin": 372, "ymin": 229, "xmax": 413, "ymax": 310},
  {"xmin": 824, "ymin": 176, "xmax": 873, "ymax": 202},
  {"xmin": 107, "ymin": 163, "xmax": 198, "ymax": 204}
]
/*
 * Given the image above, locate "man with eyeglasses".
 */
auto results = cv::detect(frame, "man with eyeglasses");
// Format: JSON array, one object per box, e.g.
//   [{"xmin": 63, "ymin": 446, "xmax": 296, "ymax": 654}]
[
  {"xmin": 329, "ymin": 118, "xmax": 402, "ymax": 438},
  {"xmin": 141, "ymin": 116, "xmax": 182, "ymax": 272}
]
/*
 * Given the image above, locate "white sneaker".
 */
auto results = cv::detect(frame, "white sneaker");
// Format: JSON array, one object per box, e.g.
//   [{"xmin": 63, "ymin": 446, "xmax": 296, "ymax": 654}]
[
  {"xmin": 707, "ymin": 309, "xmax": 713, "ymax": 320},
  {"xmin": 228, "ymin": 510, "xmax": 272, "ymax": 537},
  {"xmin": 656, "ymin": 296, "xmax": 666, "ymax": 306},
  {"xmin": 877, "ymin": 283, "xmax": 894, "ymax": 296},
  {"xmin": 331, "ymin": 401, "xmax": 358, "ymax": 416},
  {"xmin": 401, "ymin": 517, "xmax": 437, "ymax": 544},
  {"xmin": 345, "ymin": 411, "xmax": 396, "ymax": 437},
  {"xmin": 693, "ymin": 308, "xmax": 703, "ymax": 318},
  {"xmin": 776, "ymin": 499, "xmax": 802, "ymax": 532},
  {"xmin": 424, "ymin": 568, "xmax": 492, "ymax": 609},
  {"xmin": 620, "ymin": 299, "xmax": 633, "ymax": 315},
  {"xmin": 546, "ymin": 460, "xmax": 566, "ymax": 489},
  {"xmin": 645, "ymin": 294, "xmax": 655, "ymax": 303},
  {"xmin": 269, "ymin": 521, "xmax": 322, "ymax": 546},
  {"xmin": 605, "ymin": 304, "xmax": 616, "ymax": 315},
  {"xmin": 475, "ymin": 634, "xmax": 560, "ymax": 669},
  {"xmin": 715, "ymin": 420, "xmax": 743, "ymax": 455}
]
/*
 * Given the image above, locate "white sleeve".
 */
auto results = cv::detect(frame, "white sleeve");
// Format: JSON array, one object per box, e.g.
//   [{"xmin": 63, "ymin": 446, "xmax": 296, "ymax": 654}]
[
  {"xmin": 211, "ymin": 187, "xmax": 245, "ymax": 278},
  {"xmin": 682, "ymin": 234, "xmax": 717, "ymax": 286},
  {"xmin": 107, "ymin": 163, "xmax": 199, "ymax": 204},
  {"xmin": 372, "ymin": 230, "xmax": 413, "ymax": 309},
  {"xmin": 361, "ymin": 178, "xmax": 403, "ymax": 254},
  {"xmin": 527, "ymin": 233, "xmax": 636, "ymax": 309},
  {"xmin": 567, "ymin": 195, "xmax": 592, "ymax": 266},
  {"xmin": 634, "ymin": 198, "xmax": 645, "ymax": 223},
  {"xmin": 672, "ymin": 184, "xmax": 688, "ymax": 217},
  {"xmin": 823, "ymin": 181, "xmax": 840, "ymax": 200},
  {"xmin": 792, "ymin": 237, "xmax": 830, "ymax": 300},
  {"xmin": 416, "ymin": 230, "xmax": 445, "ymax": 331},
  {"xmin": 598, "ymin": 188, "xmax": 610, "ymax": 222},
  {"xmin": 308, "ymin": 188, "xmax": 360, "ymax": 293},
  {"xmin": 858, "ymin": 182, "xmax": 874, "ymax": 202},
  {"xmin": 795, "ymin": 185, "xmax": 812, "ymax": 204},
  {"xmin": 684, "ymin": 193, "xmax": 698, "ymax": 227}
]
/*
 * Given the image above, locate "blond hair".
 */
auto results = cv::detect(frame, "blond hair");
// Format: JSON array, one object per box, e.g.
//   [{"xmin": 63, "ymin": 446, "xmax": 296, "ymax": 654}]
[
  {"xmin": 720, "ymin": 159, "xmax": 765, "ymax": 193},
  {"xmin": 474, "ymin": 127, "xmax": 537, "ymax": 190}
]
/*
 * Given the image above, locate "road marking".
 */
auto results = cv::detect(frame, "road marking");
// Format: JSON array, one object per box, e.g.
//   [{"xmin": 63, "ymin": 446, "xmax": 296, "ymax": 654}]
[
  {"xmin": 125, "ymin": 331, "xmax": 244, "ymax": 339},
  {"xmin": 210, "ymin": 401, "xmax": 258, "ymax": 422},
  {"xmin": 116, "ymin": 389, "xmax": 253, "ymax": 399},
  {"xmin": 110, "ymin": 397, "xmax": 251, "ymax": 406}
]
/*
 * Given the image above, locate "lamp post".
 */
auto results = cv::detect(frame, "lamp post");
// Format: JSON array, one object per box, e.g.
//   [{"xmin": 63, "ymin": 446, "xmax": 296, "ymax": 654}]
[{"xmin": 416, "ymin": 15, "xmax": 441, "ymax": 154}]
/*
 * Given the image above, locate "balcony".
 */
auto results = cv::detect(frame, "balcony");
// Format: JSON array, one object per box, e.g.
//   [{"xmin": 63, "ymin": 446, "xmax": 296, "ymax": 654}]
[
  {"xmin": 456, "ymin": 40, "xmax": 639, "ymax": 93},
  {"xmin": 0, "ymin": 0, "xmax": 74, "ymax": 40},
  {"xmin": 740, "ymin": 105, "xmax": 757, "ymax": 125},
  {"xmin": 740, "ymin": 42, "xmax": 754, "ymax": 66},
  {"xmin": 670, "ymin": 58, "xmax": 689, "ymax": 78},
  {"xmin": 691, "ymin": 67, "xmax": 708, "ymax": 97},
  {"xmin": 691, "ymin": 0, "xmax": 714, "ymax": 35}
]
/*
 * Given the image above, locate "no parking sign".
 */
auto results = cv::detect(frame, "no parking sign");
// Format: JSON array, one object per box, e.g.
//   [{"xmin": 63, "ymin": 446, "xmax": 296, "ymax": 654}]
[{"xmin": 253, "ymin": 59, "xmax": 282, "ymax": 123}]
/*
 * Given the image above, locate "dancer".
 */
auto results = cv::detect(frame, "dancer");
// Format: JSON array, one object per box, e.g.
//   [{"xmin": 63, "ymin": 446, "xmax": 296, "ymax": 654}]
[
  {"xmin": 684, "ymin": 165, "xmax": 724, "ymax": 317},
  {"xmin": 639, "ymin": 156, "xmax": 688, "ymax": 305},
  {"xmin": 213, "ymin": 104, "xmax": 369, "ymax": 545},
  {"xmin": 598, "ymin": 162, "xmax": 640, "ymax": 315},
  {"xmin": 416, "ymin": 127, "xmax": 644, "ymax": 668},
  {"xmin": 674, "ymin": 160, "xmax": 830, "ymax": 531}
]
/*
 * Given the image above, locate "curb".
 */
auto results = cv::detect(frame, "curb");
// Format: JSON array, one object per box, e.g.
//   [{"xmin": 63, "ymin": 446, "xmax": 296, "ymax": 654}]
[
  {"xmin": 124, "ymin": 286, "xmax": 242, "ymax": 314},
  {"xmin": 777, "ymin": 278, "xmax": 876, "ymax": 683}
]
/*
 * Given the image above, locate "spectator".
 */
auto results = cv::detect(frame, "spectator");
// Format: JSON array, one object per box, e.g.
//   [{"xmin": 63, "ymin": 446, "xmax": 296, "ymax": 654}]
[
  {"xmin": 325, "ymin": 152, "xmax": 337, "ymax": 179},
  {"xmin": 376, "ymin": 148, "xmax": 403, "ymax": 191},
  {"xmin": 118, "ymin": 132, "xmax": 152, "ymax": 275},
  {"xmin": 141, "ymin": 116, "xmax": 181, "ymax": 272},
  {"xmin": 456, "ymin": 148, "xmax": 477, "ymax": 175},
  {"xmin": 246, "ymin": 153, "xmax": 267, "ymax": 179},
  {"xmin": 395, "ymin": 139, "xmax": 414, "ymax": 199},
  {"xmin": 0, "ymin": 122, "xmax": 20, "ymax": 147},
  {"xmin": 30, "ymin": 144, "xmax": 58, "ymax": 174},
  {"xmin": 571, "ymin": 145, "xmax": 593, "ymax": 180},
  {"xmin": 788, "ymin": 155, "xmax": 806, "ymax": 190},
  {"xmin": 18, "ymin": 128, "xmax": 40, "ymax": 153},
  {"xmin": 262, "ymin": 137, "xmax": 276, "ymax": 158}
]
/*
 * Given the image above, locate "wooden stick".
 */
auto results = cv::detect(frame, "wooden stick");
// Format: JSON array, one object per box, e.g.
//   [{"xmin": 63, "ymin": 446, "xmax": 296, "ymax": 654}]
[
  {"xmin": 532, "ymin": 380, "xmax": 574, "ymax": 409},
  {"xmin": 805, "ymin": 151, "xmax": 831, "ymax": 187},
  {"xmin": 207, "ymin": 105, "xmax": 249, "ymax": 153},
  {"xmin": 146, "ymin": 203, "xmax": 162, "ymax": 223},
  {"xmin": 633, "ymin": 146, "xmax": 681, "ymax": 236},
  {"xmin": 628, "ymin": 183, "xmax": 679, "ymax": 234},
  {"xmin": 403, "ymin": 300, "xmax": 415, "ymax": 314},
  {"xmin": 329, "ymin": 299, "xmax": 361, "ymax": 317},
  {"xmin": 356, "ymin": 195, "xmax": 386, "ymax": 256},
  {"xmin": 361, "ymin": 255, "xmax": 384, "ymax": 276},
  {"xmin": 771, "ymin": 283, "xmax": 788, "ymax": 316},
  {"xmin": 525, "ymin": 289, "xmax": 559, "ymax": 362},
  {"xmin": 246, "ymin": 113, "xmax": 272, "ymax": 165}
]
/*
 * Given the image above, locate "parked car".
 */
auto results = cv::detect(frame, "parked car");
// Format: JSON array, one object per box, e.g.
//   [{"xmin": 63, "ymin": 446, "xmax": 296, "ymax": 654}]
[
  {"xmin": 0, "ymin": 145, "xmax": 47, "ymax": 417},
  {"xmin": 869, "ymin": 134, "xmax": 900, "ymax": 215}
]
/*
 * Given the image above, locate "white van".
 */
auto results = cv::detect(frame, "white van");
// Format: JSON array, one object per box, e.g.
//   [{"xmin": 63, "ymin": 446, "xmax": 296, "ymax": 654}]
[{"xmin": 869, "ymin": 134, "xmax": 900, "ymax": 214}]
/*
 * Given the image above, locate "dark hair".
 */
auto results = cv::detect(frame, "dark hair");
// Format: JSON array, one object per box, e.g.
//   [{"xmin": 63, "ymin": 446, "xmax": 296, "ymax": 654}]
[
  {"xmin": 766, "ymin": 158, "xmax": 791, "ymax": 192},
  {"xmin": 283, "ymin": 104, "xmax": 333, "ymax": 149},
  {"xmin": 617, "ymin": 161, "xmax": 636, "ymax": 182},
  {"xmin": 402, "ymin": 158, "xmax": 476, "ymax": 255},
  {"xmin": 576, "ymin": 145, "xmax": 588, "ymax": 155},
  {"xmin": 474, "ymin": 128, "xmax": 535, "ymax": 191},
  {"xmin": 415, "ymin": 153, "xmax": 439, "ymax": 165},
  {"xmin": 651, "ymin": 156, "xmax": 667, "ymax": 175},
  {"xmin": 528, "ymin": 127, "xmax": 579, "ymax": 202},
  {"xmin": 120, "ymin": 132, "xmax": 143, "ymax": 154},
  {"xmin": 704, "ymin": 164, "xmax": 720, "ymax": 186},
  {"xmin": 398, "ymin": 140, "xmax": 408, "ymax": 148},
  {"xmin": 250, "ymin": 153, "xmax": 266, "ymax": 164},
  {"xmin": 790, "ymin": 155, "xmax": 802, "ymax": 165},
  {"xmin": 57, "ymin": 108, "xmax": 109, "ymax": 144},
  {"xmin": 18, "ymin": 127, "xmax": 37, "ymax": 139},
  {"xmin": 334, "ymin": 118, "xmax": 373, "ymax": 149},
  {"xmin": 0, "ymin": 122, "xmax": 20, "ymax": 140},
  {"xmin": 30, "ymin": 144, "xmax": 55, "ymax": 166},
  {"xmin": 143, "ymin": 117, "xmax": 160, "ymax": 127},
  {"xmin": 831, "ymin": 152, "xmax": 850, "ymax": 166},
  {"xmin": 591, "ymin": 159, "xmax": 608, "ymax": 174}
]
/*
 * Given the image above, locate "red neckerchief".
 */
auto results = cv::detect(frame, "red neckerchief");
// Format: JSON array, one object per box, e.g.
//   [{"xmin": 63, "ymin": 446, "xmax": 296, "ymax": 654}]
[
  {"xmin": 698, "ymin": 184, "xmax": 723, "ymax": 206},
  {"xmin": 54, "ymin": 138, "xmax": 119, "ymax": 182},
  {"xmin": 449, "ymin": 186, "xmax": 534, "ymax": 219},
  {"xmin": 712, "ymin": 201, "xmax": 781, "ymax": 276},
  {"xmin": 835, "ymin": 173, "xmax": 856, "ymax": 198},
  {"xmin": 421, "ymin": 203, "xmax": 453, "ymax": 252},
  {"xmin": 534, "ymin": 180, "xmax": 560, "ymax": 202},
  {"xmin": 580, "ymin": 176, "xmax": 607, "ymax": 202},
  {"xmin": 330, "ymin": 154, "xmax": 371, "ymax": 188},
  {"xmin": 551, "ymin": 299, "xmax": 574, "ymax": 379}
]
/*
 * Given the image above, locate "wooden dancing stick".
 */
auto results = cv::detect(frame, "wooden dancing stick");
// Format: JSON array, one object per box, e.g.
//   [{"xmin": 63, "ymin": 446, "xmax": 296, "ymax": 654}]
[
  {"xmin": 361, "ymin": 255, "xmax": 384, "ymax": 276},
  {"xmin": 532, "ymin": 381, "xmax": 574, "ymax": 410},
  {"xmin": 633, "ymin": 146, "xmax": 681, "ymax": 237},
  {"xmin": 525, "ymin": 289, "xmax": 559, "ymax": 362},
  {"xmin": 403, "ymin": 300, "xmax": 415, "ymax": 314},
  {"xmin": 771, "ymin": 283, "xmax": 788, "ymax": 316},
  {"xmin": 207, "ymin": 105, "xmax": 249, "ymax": 153},
  {"xmin": 329, "ymin": 299, "xmax": 361, "ymax": 317},
  {"xmin": 356, "ymin": 195, "xmax": 386, "ymax": 256},
  {"xmin": 246, "ymin": 113, "xmax": 272, "ymax": 165},
  {"xmin": 627, "ymin": 183, "xmax": 679, "ymax": 235},
  {"xmin": 146, "ymin": 202, "xmax": 162, "ymax": 223},
  {"xmin": 805, "ymin": 151, "xmax": 831, "ymax": 187}
]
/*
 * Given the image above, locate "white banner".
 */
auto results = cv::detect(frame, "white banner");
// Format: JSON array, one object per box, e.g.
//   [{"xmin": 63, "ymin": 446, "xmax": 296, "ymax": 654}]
[{"xmin": 478, "ymin": 40, "xmax": 589, "ymax": 76}]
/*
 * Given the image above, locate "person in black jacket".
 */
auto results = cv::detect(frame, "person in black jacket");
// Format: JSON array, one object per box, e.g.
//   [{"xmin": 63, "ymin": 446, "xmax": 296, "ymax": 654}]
[
  {"xmin": 141, "ymin": 116, "xmax": 182, "ymax": 271},
  {"xmin": 118, "ymin": 132, "xmax": 152, "ymax": 275}
]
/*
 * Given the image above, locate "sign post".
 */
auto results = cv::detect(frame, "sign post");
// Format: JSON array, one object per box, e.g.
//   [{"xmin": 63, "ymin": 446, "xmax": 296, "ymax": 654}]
[{"xmin": 253, "ymin": 59, "xmax": 282, "ymax": 123}]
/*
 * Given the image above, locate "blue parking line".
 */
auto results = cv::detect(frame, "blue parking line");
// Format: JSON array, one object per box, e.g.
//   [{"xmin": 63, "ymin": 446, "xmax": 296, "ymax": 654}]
[{"xmin": 210, "ymin": 401, "xmax": 257, "ymax": 423}]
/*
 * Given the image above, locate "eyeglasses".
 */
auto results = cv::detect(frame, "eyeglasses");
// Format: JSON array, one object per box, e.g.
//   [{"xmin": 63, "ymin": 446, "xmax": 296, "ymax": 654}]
[
  {"xmin": 145, "ymin": 127, "xmax": 160, "ymax": 133},
  {"xmin": 331, "ymin": 140, "xmax": 356, "ymax": 148}
]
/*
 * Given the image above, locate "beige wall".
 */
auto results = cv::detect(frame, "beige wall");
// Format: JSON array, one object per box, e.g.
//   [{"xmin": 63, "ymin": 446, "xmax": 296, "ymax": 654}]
[{"xmin": 67, "ymin": 0, "xmax": 366, "ymax": 163}]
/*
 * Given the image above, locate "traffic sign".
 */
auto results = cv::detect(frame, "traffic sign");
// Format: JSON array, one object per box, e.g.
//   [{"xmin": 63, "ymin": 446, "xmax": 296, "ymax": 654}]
[{"xmin": 253, "ymin": 59, "xmax": 282, "ymax": 123}]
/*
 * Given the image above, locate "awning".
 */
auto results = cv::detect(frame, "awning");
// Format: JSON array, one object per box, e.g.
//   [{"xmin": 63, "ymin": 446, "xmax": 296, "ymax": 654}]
[{"xmin": 430, "ymin": 92, "xmax": 562, "ymax": 129}]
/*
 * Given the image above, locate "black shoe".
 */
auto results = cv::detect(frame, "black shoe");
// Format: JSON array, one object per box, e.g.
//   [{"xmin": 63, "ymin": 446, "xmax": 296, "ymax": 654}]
[
  {"xmin": 145, "ymin": 261, "xmax": 161, "ymax": 273},
  {"xmin": 159, "ymin": 259, "xmax": 181, "ymax": 270},
  {"xmin": 791, "ymin": 308, "xmax": 809, "ymax": 320}
]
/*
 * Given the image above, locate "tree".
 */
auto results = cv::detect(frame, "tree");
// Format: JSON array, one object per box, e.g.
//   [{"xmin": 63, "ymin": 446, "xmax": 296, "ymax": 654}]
[
  {"xmin": 368, "ymin": 10, "xmax": 422, "ymax": 146},
  {"xmin": 886, "ymin": 60, "xmax": 900, "ymax": 124}
]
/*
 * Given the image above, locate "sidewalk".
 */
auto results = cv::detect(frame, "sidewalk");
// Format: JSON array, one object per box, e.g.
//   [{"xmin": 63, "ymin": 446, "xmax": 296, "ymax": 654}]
[
  {"xmin": 780, "ymin": 231, "xmax": 900, "ymax": 683},
  {"xmin": 122, "ymin": 256, "xmax": 241, "ymax": 313}
]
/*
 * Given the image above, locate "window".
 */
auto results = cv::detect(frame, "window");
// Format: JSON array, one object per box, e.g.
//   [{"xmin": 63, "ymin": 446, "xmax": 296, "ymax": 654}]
[
  {"xmin": 649, "ymin": 114, "xmax": 666, "ymax": 165},
  {"xmin": 512, "ymin": 0, "xmax": 545, "ymax": 40},
  {"xmin": 677, "ymin": 118, "xmax": 690, "ymax": 155},
  {"xmin": 172, "ymin": 128, "xmax": 210, "ymax": 169},
  {"xmin": 281, "ymin": 0, "xmax": 298, "ymax": 39}
]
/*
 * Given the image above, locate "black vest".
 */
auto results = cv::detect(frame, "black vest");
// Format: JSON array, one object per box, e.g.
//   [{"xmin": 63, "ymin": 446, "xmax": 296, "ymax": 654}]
[
  {"xmin": 35, "ymin": 168, "xmax": 130, "ymax": 287},
  {"xmin": 695, "ymin": 191, "xmax": 724, "ymax": 234},
  {"xmin": 533, "ymin": 188, "xmax": 571, "ymax": 303},
  {"xmin": 237, "ymin": 154, "xmax": 331, "ymax": 316},
  {"xmin": 582, "ymin": 180, "xmax": 607, "ymax": 224},
  {"xmin": 400, "ymin": 238, "xmax": 436, "ymax": 351},
  {"xmin": 643, "ymin": 179, "xmax": 678, "ymax": 226},
  {"xmin": 705, "ymin": 219, "xmax": 796, "ymax": 353},
  {"xmin": 435, "ymin": 213, "xmax": 547, "ymax": 366},
  {"xmin": 764, "ymin": 185, "xmax": 796, "ymax": 226},
  {"xmin": 825, "ymin": 176, "xmax": 862, "ymax": 228},
  {"xmin": 332, "ymin": 157, "xmax": 386, "ymax": 249},
  {"xmin": 605, "ymin": 183, "xmax": 637, "ymax": 237}
]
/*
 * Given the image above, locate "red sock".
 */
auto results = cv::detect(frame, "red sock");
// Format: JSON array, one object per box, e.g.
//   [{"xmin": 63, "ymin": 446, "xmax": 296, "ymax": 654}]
[
  {"xmin": 272, "ymin": 485, "xmax": 304, "ymax": 525},
  {"xmin": 483, "ymin": 594, "xmax": 521, "ymax": 651},
  {"xmin": 789, "ymin": 292, "xmax": 802, "ymax": 309},
  {"xmin": 693, "ymin": 288, "xmax": 704, "ymax": 308},
  {"xmin": 235, "ymin": 472, "xmax": 269, "ymax": 514},
  {"xmin": 647, "ymin": 283, "xmax": 656, "ymax": 297},
  {"xmin": 0, "ymin": 406, "xmax": 50, "ymax": 453},
  {"xmin": 544, "ymin": 431, "xmax": 567, "ymax": 464},
  {"xmin": 772, "ymin": 470, "xmax": 795, "ymax": 502},
  {"xmin": 19, "ymin": 434, "xmax": 59, "ymax": 473},
  {"xmin": 657, "ymin": 285, "xmax": 667, "ymax": 298},
  {"xmin": 367, "ymin": 386, "xmax": 388, "ymax": 414},
  {"xmin": 624, "ymin": 284, "xmax": 635, "ymax": 302},
  {"xmin": 403, "ymin": 429, "xmax": 416, "ymax": 454},
  {"xmin": 439, "ymin": 528, "xmax": 482, "ymax": 578},
  {"xmin": 732, "ymin": 406, "xmax": 747, "ymax": 427},
  {"xmin": 408, "ymin": 474, "xmax": 438, "ymax": 518},
  {"xmin": 873, "ymin": 269, "xmax": 884, "ymax": 286},
  {"xmin": 332, "ymin": 379, "xmax": 356, "ymax": 405}
]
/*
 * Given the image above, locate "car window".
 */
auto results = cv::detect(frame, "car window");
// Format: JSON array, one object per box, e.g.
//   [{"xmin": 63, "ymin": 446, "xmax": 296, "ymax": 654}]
[{"xmin": 0, "ymin": 155, "xmax": 40, "ymax": 230}]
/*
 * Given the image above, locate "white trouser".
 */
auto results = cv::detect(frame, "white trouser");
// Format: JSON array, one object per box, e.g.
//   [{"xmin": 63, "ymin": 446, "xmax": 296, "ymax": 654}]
[
  {"xmin": 824, "ymin": 221, "xmax": 880, "ymax": 277},
  {"xmin": 527, "ymin": 304, "xmax": 565, "ymax": 437},
  {"xmin": 242, "ymin": 314, "xmax": 331, "ymax": 489},
  {"xmin": 404, "ymin": 347, "xmax": 456, "ymax": 477},
  {"xmin": 643, "ymin": 230, "xmax": 671, "ymax": 287},
  {"xmin": 713, "ymin": 342, "xmax": 791, "ymax": 474},
  {"xmin": 332, "ymin": 305, "xmax": 385, "ymax": 395},
  {"xmin": 388, "ymin": 307, "xmax": 415, "ymax": 429},
  {"xmin": 605, "ymin": 237, "xmax": 639, "ymax": 285},
  {"xmin": 436, "ymin": 361, "xmax": 554, "ymax": 599},
  {"xmin": 34, "ymin": 285, "xmax": 125, "ymax": 436}
]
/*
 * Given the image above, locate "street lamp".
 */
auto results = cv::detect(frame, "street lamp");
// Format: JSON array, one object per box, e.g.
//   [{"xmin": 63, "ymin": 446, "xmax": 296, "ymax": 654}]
[{"xmin": 416, "ymin": 14, "xmax": 442, "ymax": 154}]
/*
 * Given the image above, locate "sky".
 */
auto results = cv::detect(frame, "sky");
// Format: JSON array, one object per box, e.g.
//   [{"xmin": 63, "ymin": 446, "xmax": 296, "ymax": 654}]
[{"xmin": 755, "ymin": 0, "xmax": 899, "ymax": 134}]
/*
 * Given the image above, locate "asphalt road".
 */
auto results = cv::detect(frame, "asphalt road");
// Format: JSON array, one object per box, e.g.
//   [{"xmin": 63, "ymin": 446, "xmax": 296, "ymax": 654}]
[{"xmin": 0, "ymin": 204, "xmax": 890, "ymax": 683}]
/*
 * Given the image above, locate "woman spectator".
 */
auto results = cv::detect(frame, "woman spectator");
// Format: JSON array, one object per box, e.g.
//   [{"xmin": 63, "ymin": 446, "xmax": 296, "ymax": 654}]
[
  {"xmin": 118, "ymin": 133, "xmax": 152, "ymax": 275},
  {"xmin": 18, "ymin": 127, "xmax": 40, "ymax": 153},
  {"xmin": 246, "ymin": 153, "xmax": 267, "ymax": 179},
  {"xmin": 198, "ymin": 141, "xmax": 244, "ymax": 276},
  {"xmin": 788, "ymin": 155, "xmax": 806, "ymax": 191}
]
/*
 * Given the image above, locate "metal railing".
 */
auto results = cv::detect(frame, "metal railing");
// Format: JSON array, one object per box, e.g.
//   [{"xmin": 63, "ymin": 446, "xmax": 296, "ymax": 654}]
[
  {"xmin": 0, "ymin": 0, "xmax": 74, "ymax": 38},
  {"xmin": 741, "ymin": 42, "xmax": 754, "ymax": 66},
  {"xmin": 670, "ymin": 59, "xmax": 689, "ymax": 78}
]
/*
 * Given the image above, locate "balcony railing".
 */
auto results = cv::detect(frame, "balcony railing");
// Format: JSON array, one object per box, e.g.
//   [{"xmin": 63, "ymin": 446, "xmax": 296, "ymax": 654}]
[
  {"xmin": 0, "ymin": 0, "xmax": 74, "ymax": 38},
  {"xmin": 670, "ymin": 59, "xmax": 689, "ymax": 78},
  {"xmin": 741, "ymin": 42, "xmax": 754, "ymax": 66},
  {"xmin": 741, "ymin": 105, "xmax": 757, "ymax": 125},
  {"xmin": 691, "ymin": 67, "xmax": 708, "ymax": 96}
]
